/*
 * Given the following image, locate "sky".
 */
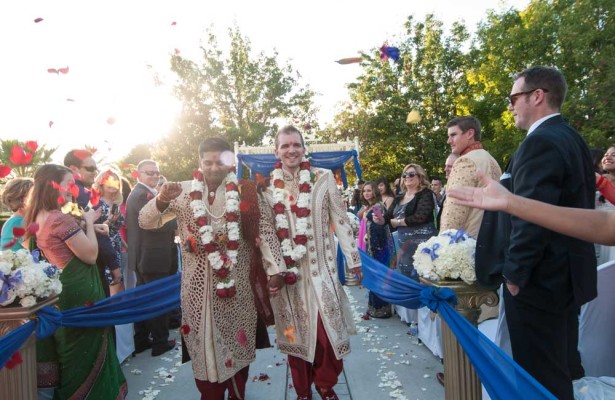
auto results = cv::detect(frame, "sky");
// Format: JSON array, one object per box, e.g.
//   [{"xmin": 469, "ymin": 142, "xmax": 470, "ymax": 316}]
[{"xmin": 0, "ymin": 0, "xmax": 530, "ymax": 164}]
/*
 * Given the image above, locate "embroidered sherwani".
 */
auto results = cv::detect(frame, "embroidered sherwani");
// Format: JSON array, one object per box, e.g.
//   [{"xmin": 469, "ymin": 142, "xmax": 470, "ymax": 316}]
[
  {"xmin": 263, "ymin": 167, "xmax": 361, "ymax": 362},
  {"xmin": 440, "ymin": 149, "xmax": 502, "ymax": 238},
  {"xmin": 139, "ymin": 180, "xmax": 284, "ymax": 382}
]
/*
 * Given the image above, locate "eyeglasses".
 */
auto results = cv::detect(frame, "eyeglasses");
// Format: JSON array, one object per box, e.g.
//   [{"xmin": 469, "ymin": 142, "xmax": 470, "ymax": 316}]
[
  {"xmin": 507, "ymin": 88, "xmax": 549, "ymax": 106},
  {"xmin": 140, "ymin": 170, "xmax": 160, "ymax": 177},
  {"xmin": 402, "ymin": 172, "xmax": 418, "ymax": 178},
  {"xmin": 81, "ymin": 166, "xmax": 98, "ymax": 173}
]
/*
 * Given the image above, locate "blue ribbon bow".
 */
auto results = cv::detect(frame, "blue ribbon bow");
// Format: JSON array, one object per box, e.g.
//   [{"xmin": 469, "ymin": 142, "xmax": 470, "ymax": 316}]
[
  {"xmin": 0, "ymin": 271, "xmax": 22, "ymax": 304},
  {"xmin": 420, "ymin": 286, "xmax": 458, "ymax": 312},
  {"xmin": 446, "ymin": 228, "xmax": 468, "ymax": 244},
  {"xmin": 421, "ymin": 242, "xmax": 441, "ymax": 260}
]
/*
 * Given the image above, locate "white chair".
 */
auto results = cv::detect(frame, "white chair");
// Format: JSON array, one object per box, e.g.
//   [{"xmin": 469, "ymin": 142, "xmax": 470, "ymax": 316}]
[{"xmin": 578, "ymin": 260, "xmax": 615, "ymax": 377}]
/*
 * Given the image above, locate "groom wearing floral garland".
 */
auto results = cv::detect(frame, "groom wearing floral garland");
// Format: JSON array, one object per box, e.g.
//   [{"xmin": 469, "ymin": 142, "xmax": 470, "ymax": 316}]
[
  {"xmin": 264, "ymin": 125, "xmax": 362, "ymax": 400},
  {"xmin": 139, "ymin": 137, "xmax": 284, "ymax": 400}
]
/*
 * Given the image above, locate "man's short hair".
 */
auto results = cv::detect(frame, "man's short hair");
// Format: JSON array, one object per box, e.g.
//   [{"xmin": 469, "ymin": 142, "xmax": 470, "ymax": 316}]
[
  {"xmin": 513, "ymin": 66, "xmax": 567, "ymax": 110},
  {"xmin": 137, "ymin": 159, "xmax": 158, "ymax": 171},
  {"xmin": 274, "ymin": 125, "xmax": 305, "ymax": 149},
  {"xmin": 198, "ymin": 137, "xmax": 232, "ymax": 158},
  {"xmin": 431, "ymin": 176, "xmax": 442, "ymax": 182},
  {"xmin": 63, "ymin": 149, "xmax": 92, "ymax": 168},
  {"xmin": 447, "ymin": 116, "xmax": 482, "ymax": 142}
]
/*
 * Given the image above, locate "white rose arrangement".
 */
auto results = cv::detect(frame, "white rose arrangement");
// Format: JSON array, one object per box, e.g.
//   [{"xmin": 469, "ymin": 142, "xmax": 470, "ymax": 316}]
[
  {"xmin": 413, "ymin": 229, "xmax": 477, "ymax": 285},
  {"xmin": 0, "ymin": 249, "xmax": 62, "ymax": 307}
]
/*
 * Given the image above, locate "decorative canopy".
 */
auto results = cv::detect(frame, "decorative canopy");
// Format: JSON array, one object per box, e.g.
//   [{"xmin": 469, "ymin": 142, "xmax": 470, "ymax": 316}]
[{"xmin": 234, "ymin": 138, "xmax": 362, "ymax": 188}]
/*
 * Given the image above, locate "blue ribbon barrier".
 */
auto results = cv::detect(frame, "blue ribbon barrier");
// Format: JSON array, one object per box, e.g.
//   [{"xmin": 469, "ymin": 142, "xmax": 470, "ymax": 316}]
[
  {"xmin": 360, "ymin": 249, "xmax": 556, "ymax": 400},
  {"xmin": 1, "ymin": 273, "xmax": 180, "ymax": 369}
]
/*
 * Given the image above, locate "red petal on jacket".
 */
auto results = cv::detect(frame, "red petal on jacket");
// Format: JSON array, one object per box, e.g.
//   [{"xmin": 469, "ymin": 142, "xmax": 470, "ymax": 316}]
[
  {"xmin": 25, "ymin": 141, "xmax": 38, "ymax": 153},
  {"xmin": 34, "ymin": 18, "xmax": 44, "ymax": 23},
  {"xmin": 0, "ymin": 165, "xmax": 11, "ymax": 178},
  {"xmin": 12, "ymin": 227, "xmax": 26, "ymax": 238},
  {"xmin": 171, "ymin": 21, "xmax": 177, "ymax": 26}
]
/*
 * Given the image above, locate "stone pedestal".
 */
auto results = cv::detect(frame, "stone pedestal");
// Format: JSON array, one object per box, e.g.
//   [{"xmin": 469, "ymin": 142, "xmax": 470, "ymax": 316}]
[
  {"xmin": 436, "ymin": 280, "xmax": 498, "ymax": 400},
  {"xmin": 0, "ymin": 296, "xmax": 58, "ymax": 400}
]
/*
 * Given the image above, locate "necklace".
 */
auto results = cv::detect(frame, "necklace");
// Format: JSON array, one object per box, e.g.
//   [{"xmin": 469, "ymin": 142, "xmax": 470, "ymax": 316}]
[
  {"xmin": 189, "ymin": 169, "xmax": 240, "ymax": 298},
  {"xmin": 271, "ymin": 158, "xmax": 314, "ymax": 277}
]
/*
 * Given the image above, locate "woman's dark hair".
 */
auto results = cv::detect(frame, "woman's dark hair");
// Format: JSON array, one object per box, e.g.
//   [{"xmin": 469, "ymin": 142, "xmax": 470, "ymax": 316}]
[
  {"xmin": 590, "ymin": 147, "xmax": 605, "ymax": 174},
  {"xmin": 24, "ymin": 164, "xmax": 73, "ymax": 229},
  {"xmin": 375, "ymin": 177, "xmax": 394, "ymax": 197}
]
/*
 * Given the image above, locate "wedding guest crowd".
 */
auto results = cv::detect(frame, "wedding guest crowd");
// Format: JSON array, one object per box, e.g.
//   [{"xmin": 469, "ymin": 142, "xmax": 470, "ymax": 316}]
[{"xmin": 1, "ymin": 64, "xmax": 607, "ymax": 400}]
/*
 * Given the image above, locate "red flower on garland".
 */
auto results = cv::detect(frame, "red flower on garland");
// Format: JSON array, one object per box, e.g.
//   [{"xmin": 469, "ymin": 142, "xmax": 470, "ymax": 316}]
[
  {"xmin": 293, "ymin": 235, "xmax": 308, "ymax": 245},
  {"xmin": 273, "ymin": 203, "xmax": 286, "ymax": 214},
  {"xmin": 215, "ymin": 268, "xmax": 230, "ymax": 279},
  {"xmin": 277, "ymin": 228, "xmax": 289, "ymax": 239},
  {"xmin": 226, "ymin": 241, "xmax": 239, "ymax": 250},
  {"xmin": 196, "ymin": 216, "xmax": 207, "ymax": 227},
  {"xmin": 225, "ymin": 182, "xmax": 238, "ymax": 192},
  {"xmin": 226, "ymin": 213, "xmax": 239, "ymax": 222},
  {"xmin": 190, "ymin": 191, "xmax": 202, "ymax": 201},
  {"xmin": 298, "ymin": 182, "xmax": 311, "ymax": 193},
  {"xmin": 192, "ymin": 169, "xmax": 203, "ymax": 181},
  {"xmin": 284, "ymin": 272, "xmax": 298, "ymax": 285},
  {"xmin": 273, "ymin": 179, "xmax": 285, "ymax": 189}
]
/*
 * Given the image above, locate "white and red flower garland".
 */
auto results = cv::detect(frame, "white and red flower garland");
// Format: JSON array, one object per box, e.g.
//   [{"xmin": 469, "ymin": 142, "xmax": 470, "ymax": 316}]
[
  {"xmin": 271, "ymin": 158, "xmax": 314, "ymax": 283},
  {"xmin": 189, "ymin": 169, "xmax": 240, "ymax": 298}
]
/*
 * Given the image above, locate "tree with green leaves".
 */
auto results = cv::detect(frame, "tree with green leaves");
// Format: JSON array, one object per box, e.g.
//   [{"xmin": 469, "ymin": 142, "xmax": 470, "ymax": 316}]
[
  {"xmin": 154, "ymin": 27, "xmax": 317, "ymax": 180},
  {"xmin": 330, "ymin": 15, "xmax": 472, "ymax": 183}
]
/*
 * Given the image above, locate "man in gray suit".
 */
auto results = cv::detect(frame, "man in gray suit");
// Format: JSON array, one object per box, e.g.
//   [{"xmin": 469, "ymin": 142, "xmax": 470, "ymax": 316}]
[{"xmin": 127, "ymin": 160, "xmax": 177, "ymax": 356}]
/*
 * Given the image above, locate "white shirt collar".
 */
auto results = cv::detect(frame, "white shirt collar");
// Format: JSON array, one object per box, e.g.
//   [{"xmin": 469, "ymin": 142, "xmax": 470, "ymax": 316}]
[
  {"xmin": 527, "ymin": 113, "xmax": 560, "ymax": 136},
  {"xmin": 137, "ymin": 181, "xmax": 157, "ymax": 195}
]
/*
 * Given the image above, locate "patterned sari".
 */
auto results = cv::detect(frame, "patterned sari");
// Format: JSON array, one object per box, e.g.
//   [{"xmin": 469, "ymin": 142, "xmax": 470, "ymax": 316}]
[{"xmin": 36, "ymin": 211, "xmax": 127, "ymax": 400}]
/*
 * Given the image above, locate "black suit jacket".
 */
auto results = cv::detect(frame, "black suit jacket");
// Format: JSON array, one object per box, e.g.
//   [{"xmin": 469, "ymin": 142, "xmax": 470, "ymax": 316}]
[
  {"xmin": 476, "ymin": 115, "xmax": 597, "ymax": 311},
  {"xmin": 126, "ymin": 183, "xmax": 176, "ymax": 275}
]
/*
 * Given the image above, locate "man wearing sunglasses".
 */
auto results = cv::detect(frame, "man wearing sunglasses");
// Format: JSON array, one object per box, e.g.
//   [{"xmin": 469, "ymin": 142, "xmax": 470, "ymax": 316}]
[
  {"xmin": 475, "ymin": 66, "xmax": 596, "ymax": 400},
  {"xmin": 127, "ymin": 160, "xmax": 178, "ymax": 357},
  {"xmin": 440, "ymin": 116, "xmax": 501, "ymax": 238}
]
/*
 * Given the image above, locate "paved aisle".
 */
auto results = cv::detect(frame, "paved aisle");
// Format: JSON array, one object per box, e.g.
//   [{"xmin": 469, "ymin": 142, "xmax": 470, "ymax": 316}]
[{"xmin": 124, "ymin": 285, "xmax": 444, "ymax": 400}]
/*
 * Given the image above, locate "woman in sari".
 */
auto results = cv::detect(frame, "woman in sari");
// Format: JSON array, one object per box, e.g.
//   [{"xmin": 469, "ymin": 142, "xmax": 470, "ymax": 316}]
[
  {"xmin": 24, "ymin": 164, "xmax": 127, "ymax": 400},
  {"xmin": 359, "ymin": 181, "xmax": 396, "ymax": 318}
]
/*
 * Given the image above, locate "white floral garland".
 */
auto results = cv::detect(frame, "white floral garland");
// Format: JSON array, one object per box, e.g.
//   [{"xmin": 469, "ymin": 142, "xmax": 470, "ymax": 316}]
[
  {"xmin": 190, "ymin": 170, "xmax": 240, "ymax": 290},
  {"xmin": 271, "ymin": 159, "xmax": 313, "ymax": 267}
]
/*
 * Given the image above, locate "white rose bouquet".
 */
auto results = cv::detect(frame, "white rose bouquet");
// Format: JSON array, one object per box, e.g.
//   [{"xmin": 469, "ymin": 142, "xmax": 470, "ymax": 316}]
[
  {"xmin": 0, "ymin": 249, "xmax": 62, "ymax": 307},
  {"xmin": 413, "ymin": 229, "xmax": 477, "ymax": 285}
]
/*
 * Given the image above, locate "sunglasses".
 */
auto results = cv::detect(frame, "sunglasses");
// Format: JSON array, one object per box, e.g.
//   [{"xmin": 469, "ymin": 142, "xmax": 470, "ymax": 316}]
[
  {"xmin": 81, "ymin": 166, "xmax": 98, "ymax": 173},
  {"xmin": 507, "ymin": 88, "xmax": 549, "ymax": 106},
  {"xmin": 402, "ymin": 172, "xmax": 418, "ymax": 178},
  {"xmin": 140, "ymin": 170, "xmax": 160, "ymax": 177}
]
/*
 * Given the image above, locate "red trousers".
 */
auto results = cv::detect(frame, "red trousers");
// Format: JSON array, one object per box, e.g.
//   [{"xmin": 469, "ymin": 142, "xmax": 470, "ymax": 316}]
[
  {"xmin": 194, "ymin": 365, "xmax": 249, "ymax": 400},
  {"xmin": 288, "ymin": 315, "xmax": 343, "ymax": 400}
]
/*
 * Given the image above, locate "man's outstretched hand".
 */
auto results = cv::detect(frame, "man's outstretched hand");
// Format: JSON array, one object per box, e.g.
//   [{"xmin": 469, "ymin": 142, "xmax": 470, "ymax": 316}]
[{"xmin": 158, "ymin": 182, "xmax": 182, "ymax": 202}]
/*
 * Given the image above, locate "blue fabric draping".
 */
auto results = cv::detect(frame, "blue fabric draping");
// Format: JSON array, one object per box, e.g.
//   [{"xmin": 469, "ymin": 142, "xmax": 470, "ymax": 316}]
[
  {"xmin": 360, "ymin": 250, "xmax": 556, "ymax": 400},
  {"xmin": 337, "ymin": 242, "xmax": 346, "ymax": 285},
  {"xmin": 236, "ymin": 150, "xmax": 362, "ymax": 187},
  {"xmin": 0, "ymin": 273, "xmax": 180, "ymax": 369},
  {"xmin": 0, "ymin": 320, "xmax": 36, "ymax": 370}
]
